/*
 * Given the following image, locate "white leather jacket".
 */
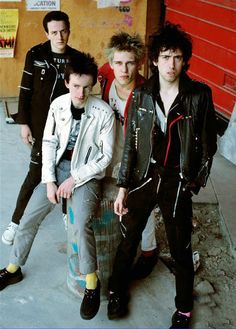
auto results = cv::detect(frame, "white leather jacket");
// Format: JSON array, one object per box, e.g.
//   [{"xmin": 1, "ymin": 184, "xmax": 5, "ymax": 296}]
[{"xmin": 42, "ymin": 93, "xmax": 115, "ymax": 188}]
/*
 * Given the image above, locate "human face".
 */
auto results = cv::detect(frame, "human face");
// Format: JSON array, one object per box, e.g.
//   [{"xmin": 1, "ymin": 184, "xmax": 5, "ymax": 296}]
[
  {"xmin": 153, "ymin": 48, "xmax": 185, "ymax": 84},
  {"xmin": 110, "ymin": 51, "xmax": 139, "ymax": 88},
  {"xmin": 45, "ymin": 20, "xmax": 70, "ymax": 54},
  {"xmin": 65, "ymin": 73, "xmax": 93, "ymax": 109}
]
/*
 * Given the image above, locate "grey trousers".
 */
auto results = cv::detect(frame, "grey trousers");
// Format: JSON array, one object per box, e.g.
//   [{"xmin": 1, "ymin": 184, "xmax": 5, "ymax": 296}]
[{"xmin": 9, "ymin": 160, "xmax": 101, "ymax": 274}]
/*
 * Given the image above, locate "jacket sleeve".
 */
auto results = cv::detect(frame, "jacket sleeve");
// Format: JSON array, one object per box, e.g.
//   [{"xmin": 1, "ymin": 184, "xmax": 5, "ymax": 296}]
[
  {"xmin": 71, "ymin": 110, "xmax": 116, "ymax": 184},
  {"xmin": 194, "ymin": 85, "xmax": 217, "ymax": 190},
  {"xmin": 41, "ymin": 105, "xmax": 58, "ymax": 183},
  {"xmin": 117, "ymin": 92, "xmax": 138, "ymax": 188},
  {"xmin": 12, "ymin": 49, "xmax": 35, "ymax": 125}
]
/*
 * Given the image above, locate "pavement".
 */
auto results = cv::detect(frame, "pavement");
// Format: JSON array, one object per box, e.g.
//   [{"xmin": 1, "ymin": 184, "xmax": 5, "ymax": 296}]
[{"xmin": 0, "ymin": 99, "xmax": 236, "ymax": 328}]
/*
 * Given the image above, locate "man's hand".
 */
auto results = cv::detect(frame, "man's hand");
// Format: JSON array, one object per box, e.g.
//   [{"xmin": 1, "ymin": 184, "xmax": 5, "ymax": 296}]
[
  {"xmin": 21, "ymin": 124, "xmax": 34, "ymax": 145},
  {"xmin": 57, "ymin": 176, "xmax": 75, "ymax": 200},
  {"xmin": 114, "ymin": 187, "xmax": 129, "ymax": 216},
  {"xmin": 47, "ymin": 182, "xmax": 59, "ymax": 204}
]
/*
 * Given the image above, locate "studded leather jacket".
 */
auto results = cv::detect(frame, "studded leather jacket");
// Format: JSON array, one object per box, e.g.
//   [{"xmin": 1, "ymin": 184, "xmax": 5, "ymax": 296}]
[
  {"xmin": 13, "ymin": 41, "xmax": 81, "ymax": 141},
  {"xmin": 118, "ymin": 73, "xmax": 217, "ymax": 194}
]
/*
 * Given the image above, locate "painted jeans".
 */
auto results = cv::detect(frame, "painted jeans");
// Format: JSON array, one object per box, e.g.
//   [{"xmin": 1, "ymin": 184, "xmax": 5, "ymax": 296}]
[{"xmin": 10, "ymin": 159, "xmax": 101, "ymax": 275}]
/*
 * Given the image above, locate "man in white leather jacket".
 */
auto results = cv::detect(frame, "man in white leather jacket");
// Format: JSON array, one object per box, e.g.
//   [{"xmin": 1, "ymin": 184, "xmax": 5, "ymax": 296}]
[{"xmin": 0, "ymin": 52, "xmax": 115, "ymax": 321}]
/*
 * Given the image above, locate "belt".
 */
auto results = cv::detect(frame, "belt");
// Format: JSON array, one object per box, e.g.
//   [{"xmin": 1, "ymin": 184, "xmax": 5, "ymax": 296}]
[{"xmin": 61, "ymin": 148, "xmax": 74, "ymax": 161}]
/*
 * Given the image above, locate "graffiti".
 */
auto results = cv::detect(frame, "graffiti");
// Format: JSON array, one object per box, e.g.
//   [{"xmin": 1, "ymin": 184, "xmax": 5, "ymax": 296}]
[
  {"xmin": 118, "ymin": 6, "xmax": 130, "ymax": 12},
  {"xmin": 123, "ymin": 14, "xmax": 133, "ymax": 27}
]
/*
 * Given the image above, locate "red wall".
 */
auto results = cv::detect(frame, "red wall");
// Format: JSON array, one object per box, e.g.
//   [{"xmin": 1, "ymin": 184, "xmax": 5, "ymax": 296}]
[{"xmin": 165, "ymin": 0, "xmax": 236, "ymax": 119}]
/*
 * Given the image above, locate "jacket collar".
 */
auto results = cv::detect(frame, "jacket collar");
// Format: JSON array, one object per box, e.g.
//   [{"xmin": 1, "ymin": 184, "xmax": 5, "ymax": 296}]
[
  {"xmin": 143, "ymin": 71, "xmax": 193, "ymax": 97},
  {"xmin": 40, "ymin": 40, "xmax": 74, "ymax": 62}
]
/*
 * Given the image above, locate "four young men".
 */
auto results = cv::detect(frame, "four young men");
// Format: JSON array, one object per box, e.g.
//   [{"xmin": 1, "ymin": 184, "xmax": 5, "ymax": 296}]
[{"xmin": 0, "ymin": 12, "xmax": 217, "ymax": 329}]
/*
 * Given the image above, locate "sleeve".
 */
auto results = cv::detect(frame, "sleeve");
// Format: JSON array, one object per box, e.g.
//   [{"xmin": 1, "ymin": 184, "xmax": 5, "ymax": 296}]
[
  {"xmin": 41, "ymin": 105, "xmax": 59, "ymax": 183},
  {"xmin": 194, "ymin": 85, "xmax": 218, "ymax": 190},
  {"xmin": 12, "ymin": 49, "xmax": 35, "ymax": 125},
  {"xmin": 117, "ymin": 91, "xmax": 138, "ymax": 188}
]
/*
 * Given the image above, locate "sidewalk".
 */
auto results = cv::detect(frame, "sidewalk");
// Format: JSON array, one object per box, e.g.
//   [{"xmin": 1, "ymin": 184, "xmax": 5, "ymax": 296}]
[
  {"xmin": 0, "ymin": 101, "xmax": 236, "ymax": 328},
  {"xmin": 193, "ymin": 149, "xmax": 236, "ymax": 255}
]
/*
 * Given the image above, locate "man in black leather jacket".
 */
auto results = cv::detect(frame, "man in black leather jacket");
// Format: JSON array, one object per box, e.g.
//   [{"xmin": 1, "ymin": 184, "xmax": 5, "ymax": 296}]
[
  {"xmin": 2, "ymin": 11, "xmax": 81, "ymax": 245},
  {"xmin": 107, "ymin": 22, "xmax": 217, "ymax": 328}
]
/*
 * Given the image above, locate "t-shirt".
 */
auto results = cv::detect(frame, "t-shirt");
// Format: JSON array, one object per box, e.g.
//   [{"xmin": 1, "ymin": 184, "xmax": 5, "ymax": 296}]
[
  {"xmin": 65, "ymin": 104, "xmax": 84, "ymax": 151},
  {"xmin": 107, "ymin": 81, "xmax": 127, "ymax": 178},
  {"xmin": 52, "ymin": 52, "xmax": 70, "ymax": 101}
]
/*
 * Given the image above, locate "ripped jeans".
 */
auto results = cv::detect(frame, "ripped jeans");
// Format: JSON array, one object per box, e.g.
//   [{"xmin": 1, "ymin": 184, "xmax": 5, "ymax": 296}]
[{"xmin": 109, "ymin": 169, "xmax": 194, "ymax": 312}]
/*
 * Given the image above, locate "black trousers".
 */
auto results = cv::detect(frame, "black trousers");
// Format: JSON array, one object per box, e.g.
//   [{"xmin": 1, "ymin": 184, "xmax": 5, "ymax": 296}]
[
  {"xmin": 12, "ymin": 143, "xmax": 42, "ymax": 224},
  {"xmin": 109, "ymin": 169, "xmax": 194, "ymax": 312}
]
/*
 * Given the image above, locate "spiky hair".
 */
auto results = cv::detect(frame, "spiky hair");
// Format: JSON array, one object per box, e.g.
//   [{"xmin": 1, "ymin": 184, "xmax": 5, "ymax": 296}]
[{"xmin": 106, "ymin": 31, "xmax": 145, "ymax": 64}]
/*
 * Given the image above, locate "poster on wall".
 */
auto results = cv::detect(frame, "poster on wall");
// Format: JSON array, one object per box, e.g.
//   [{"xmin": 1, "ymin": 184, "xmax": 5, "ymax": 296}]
[
  {"xmin": 96, "ymin": 0, "xmax": 120, "ymax": 8},
  {"xmin": 0, "ymin": 9, "xmax": 18, "ymax": 58},
  {"xmin": 26, "ymin": 0, "xmax": 60, "ymax": 11},
  {"xmin": 94, "ymin": 0, "xmax": 131, "ymax": 8}
]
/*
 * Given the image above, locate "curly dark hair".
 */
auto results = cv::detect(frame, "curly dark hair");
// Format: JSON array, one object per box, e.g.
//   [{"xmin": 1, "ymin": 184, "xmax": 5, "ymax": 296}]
[{"xmin": 149, "ymin": 21, "xmax": 192, "ymax": 72}]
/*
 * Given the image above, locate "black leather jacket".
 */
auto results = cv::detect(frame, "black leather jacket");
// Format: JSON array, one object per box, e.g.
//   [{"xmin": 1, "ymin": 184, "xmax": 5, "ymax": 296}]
[
  {"xmin": 13, "ymin": 41, "xmax": 81, "ymax": 141},
  {"xmin": 118, "ymin": 73, "xmax": 217, "ymax": 193}
]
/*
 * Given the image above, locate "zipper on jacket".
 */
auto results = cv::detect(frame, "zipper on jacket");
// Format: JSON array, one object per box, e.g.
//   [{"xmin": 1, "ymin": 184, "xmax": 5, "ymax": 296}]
[
  {"xmin": 135, "ymin": 128, "xmax": 140, "ymax": 150},
  {"xmin": 177, "ymin": 112, "xmax": 193, "ymax": 179},
  {"xmin": 99, "ymin": 140, "xmax": 103, "ymax": 154},
  {"xmin": 200, "ymin": 159, "xmax": 210, "ymax": 186},
  {"xmin": 177, "ymin": 119, "xmax": 184, "ymax": 179},
  {"xmin": 163, "ymin": 114, "xmax": 183, "ymax": 167},
  {"xmin": 173, "ymin": 180, "xmax": 182, "ymax": 218},
  {"xmin": 128, "ymin": 177, "xmax": 152, "ymax": 195},
  {"xmin": 96, "ymin": 154, "xmax": 105, "ymax": 163},
  {"xmin": 95, "ymin": 140, "xmax": 105, "ymax": 163},
  {"xmin": 49, "ymin": 63, "xmax": 58, "ymax": 104},
  {"xmin": 143, "ymin": 98, "xmax": 156, "ymax": 178},
  {"xmin": 156, "ymin": 174, "xmax": 161, "ymax": 195},
  {"xmin": 84, "ymin": 146, "xmax": 92, "ymax": 164},
  {"xmin": 51, "ymin": 112, "xmax": 56, "ymax": 135}
]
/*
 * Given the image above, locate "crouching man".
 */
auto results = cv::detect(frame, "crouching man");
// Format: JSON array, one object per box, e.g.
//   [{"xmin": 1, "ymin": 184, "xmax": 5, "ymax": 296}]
[{"xmin": 0, "ymin": 52, "xmax": 115, "ymax": 320}]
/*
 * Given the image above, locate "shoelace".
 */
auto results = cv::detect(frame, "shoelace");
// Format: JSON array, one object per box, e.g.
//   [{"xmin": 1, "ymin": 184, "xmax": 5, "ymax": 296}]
[
  {"xmin": 109, "ymin": 295, "xmax": 120, "ymax": 304},
  {"xmin": 0, "ymin": 269, "xmax": 9, "ymax": 278},
  {"xmin": 176, "ymin": 313, "xmax": 190, "ymax": 324},
  {"xmin": 84, "ymin": 288, "xmax": 98, "ymax": 299},
  {"xmin": 6, "ymin": 223, "xmax": 17, "ymax": 231}
]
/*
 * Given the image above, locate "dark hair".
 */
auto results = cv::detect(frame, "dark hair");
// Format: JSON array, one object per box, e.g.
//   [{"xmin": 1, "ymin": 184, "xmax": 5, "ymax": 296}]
[
  {"xmin": 65, "ymin": 52, "xmax": 98, "ymax": 86},
  {"xmin": 149, "ymin": 21, "xmax": 192, "ymax": 72},
  {"xmin": 106, "ymin": 31, "xmax": 145, "ymax": 64},
  {"xmin": 43, "ymin": 11, "xmax": 70, "ymax": 33}
]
